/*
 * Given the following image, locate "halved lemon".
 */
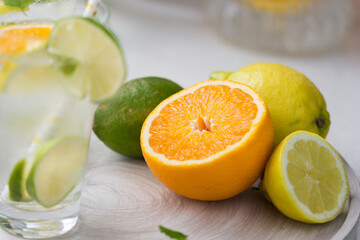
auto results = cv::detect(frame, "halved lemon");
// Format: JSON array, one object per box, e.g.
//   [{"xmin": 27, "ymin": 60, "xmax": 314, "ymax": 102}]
[{"xmin": 260, "ymin": 131, "xmax": 349, "ymax": 223}]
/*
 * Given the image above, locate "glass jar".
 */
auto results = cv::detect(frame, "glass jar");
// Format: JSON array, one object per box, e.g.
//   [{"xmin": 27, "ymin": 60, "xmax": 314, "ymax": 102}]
[{"xmin": 207, "ymin": 0, "xmax": 354, "ymax": 54}]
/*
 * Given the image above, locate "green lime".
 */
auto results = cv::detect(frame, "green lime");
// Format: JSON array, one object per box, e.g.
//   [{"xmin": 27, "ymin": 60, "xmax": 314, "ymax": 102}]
[
  {"xmin": 26, "ymin": 137, "xmax": 88, "ymax": 208},
  {"xmin": 47, "ymin": 17, "xmax": 126, "ymax": 102},
  {"xmin": 8, "ymin": 159, "xmax": 32, "ymax": 202},
  {"xmin": 93, "ymin": 77, "xmax": 183, "ymax": 158}
]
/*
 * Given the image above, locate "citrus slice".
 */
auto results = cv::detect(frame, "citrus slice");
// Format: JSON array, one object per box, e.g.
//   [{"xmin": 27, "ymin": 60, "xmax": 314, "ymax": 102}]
[
  {"xmin": 0, "ymin": 23, "xmax": 52, "ymax": 91},
  {"xmin": 0, "ymin": 60, "xmax": 15, "ymax": 91},
  {"xmin": 0, "ymin": 5, "xmax": 26, "ymax": 14},
  {"xmin": 0, "ymin": 23, "xmax": 52, "ymax": 55},
  {"xmin": 26, "ymin": 137, "xmax": 88, "ymax": 208},
  {"xmin": 8, "ymin": 159, "xmax": 32, "ymax": 202},
  {"xmin": 1, "ymin": 50, "xmax": 59, "ymax": 93},
  {"xmin": 0, "ymin": 0, "xmax": 31, "ymax": 14},
  {"xmin": 260, "ymin": 131, "xmax": 349, "ymax": 223},
  {"xmin": 47, "ymin": 17, "xmax": 126, "ymax": 102},
  {"xmin": 140, "ymin": 80, "xmax": 274, "ymax": 201}
]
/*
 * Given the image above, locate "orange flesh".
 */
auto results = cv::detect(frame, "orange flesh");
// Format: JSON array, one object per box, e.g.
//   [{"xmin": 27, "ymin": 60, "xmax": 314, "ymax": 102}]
[
  {"xmin": 149, "ymin": 85, "xmax": 258, "ymax": 161},
  {"xmin": 0, "ymin": 25, "xmax": 51, "ymax": 55}
]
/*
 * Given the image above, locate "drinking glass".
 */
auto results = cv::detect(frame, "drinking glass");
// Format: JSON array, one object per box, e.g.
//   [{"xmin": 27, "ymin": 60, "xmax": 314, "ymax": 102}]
[
  {"xmin": 0, "ymin": 0, "xmax": 77, "ymax": 23},
  {"xmin": 0, "ymin": 0, "xmax": 107, "ymax": 238}
]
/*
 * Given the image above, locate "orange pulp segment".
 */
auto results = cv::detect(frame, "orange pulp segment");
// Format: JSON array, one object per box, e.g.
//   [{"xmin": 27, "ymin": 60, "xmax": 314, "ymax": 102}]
[{"xmin": 149, "ymin": 84, "xmax": 258, "ymax": 161}]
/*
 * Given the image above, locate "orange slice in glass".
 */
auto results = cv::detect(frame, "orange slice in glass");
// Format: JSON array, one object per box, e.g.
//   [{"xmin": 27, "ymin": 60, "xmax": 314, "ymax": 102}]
[
  {"xmin": 0, "ymin": 24, "xmax": 52, "ymax": 90},
  {"xmin": 141, "ymin": 80, "xmax": 274, "ymax": 201},
  {"xmin": 0, "ymin": 23, "xmax": 52, "ymax": 55}
]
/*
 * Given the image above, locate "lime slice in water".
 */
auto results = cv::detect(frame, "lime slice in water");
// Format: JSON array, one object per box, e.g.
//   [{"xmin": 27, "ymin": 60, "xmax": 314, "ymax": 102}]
[
  {"xmin": 1, "ymin": 50, "xmax": 59, "ymax": 94},
  {"xmin": 47, "ymin": 17, "xmax": 126, "ymax": 102},
  {"xmin": 26, "ymin": 137, "xmax": 88, "ymax": 208},
  {"xmin": 8, "ymin": 159, "xmax": 32, "ymax": 202}
]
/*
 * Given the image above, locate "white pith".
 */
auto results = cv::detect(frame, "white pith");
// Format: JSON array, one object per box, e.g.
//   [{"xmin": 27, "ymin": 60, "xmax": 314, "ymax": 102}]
[{"xmin": 190, "ymin": 116, "xmax": 214, "ymax": 133}]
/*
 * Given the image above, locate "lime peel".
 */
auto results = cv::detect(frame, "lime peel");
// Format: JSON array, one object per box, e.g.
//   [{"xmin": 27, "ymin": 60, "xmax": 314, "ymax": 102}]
[{"xmin": 8, "ymin": 158, "xmax": 32, "ymax": 202}]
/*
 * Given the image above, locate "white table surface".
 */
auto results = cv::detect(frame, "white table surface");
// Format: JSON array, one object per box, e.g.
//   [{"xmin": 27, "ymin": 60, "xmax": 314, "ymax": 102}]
[{"xmin": 1, "ymin": 0, "xmax": 360, "ymax": 239}]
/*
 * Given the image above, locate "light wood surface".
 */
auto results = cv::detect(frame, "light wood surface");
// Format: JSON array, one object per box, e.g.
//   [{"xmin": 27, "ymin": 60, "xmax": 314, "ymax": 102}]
[
  {"xmin": 55, "ymin": 137, "xmax": 360, "ymax": 240},
  {"xmin": 1, "ymin": 135, "xmax": 359, "ymax": 240}
]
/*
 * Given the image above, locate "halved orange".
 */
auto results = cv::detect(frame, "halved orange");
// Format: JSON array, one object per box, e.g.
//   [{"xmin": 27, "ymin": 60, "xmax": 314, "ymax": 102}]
[
  {"xmin": 141, "ymin": 80, "xmax": 274, "ymax": 201},
  {"xmin": 0, "ymin": 24, "xmax": 52, "ymax": 55}
]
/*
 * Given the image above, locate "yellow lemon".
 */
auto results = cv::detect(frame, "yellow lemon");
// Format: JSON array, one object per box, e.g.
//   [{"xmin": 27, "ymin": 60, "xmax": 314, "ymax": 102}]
[{"xmin": 211, "ymin": 63, "xmax": 330, "ymax": 147}]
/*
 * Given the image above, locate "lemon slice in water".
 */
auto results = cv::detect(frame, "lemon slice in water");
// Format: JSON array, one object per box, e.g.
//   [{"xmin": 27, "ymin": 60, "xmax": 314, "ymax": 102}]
[{"xmin": 260, "ymin": 130, "xmax": 349, "ymax": 223}]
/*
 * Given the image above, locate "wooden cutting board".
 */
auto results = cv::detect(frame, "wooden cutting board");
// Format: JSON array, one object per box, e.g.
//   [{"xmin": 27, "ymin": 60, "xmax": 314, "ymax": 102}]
[{"xmin": 54, "ymin": 137, "xmax": 360, "ymax": 240}]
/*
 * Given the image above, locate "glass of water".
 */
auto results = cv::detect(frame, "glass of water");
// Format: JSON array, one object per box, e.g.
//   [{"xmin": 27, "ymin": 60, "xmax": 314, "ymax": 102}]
[{"xmin": 0, "ymin": 0, "xmax": 111, "ymax": 238}]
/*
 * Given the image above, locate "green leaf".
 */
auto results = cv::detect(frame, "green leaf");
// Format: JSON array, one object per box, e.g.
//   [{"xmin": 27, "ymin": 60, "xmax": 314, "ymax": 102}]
[
  {"xmin": 159, "ymin": 225, "xmax": 188, "ymax": 240},
  {"xmin": 4, "ymin": 0, "xmax": 36, "ymax": 10}
]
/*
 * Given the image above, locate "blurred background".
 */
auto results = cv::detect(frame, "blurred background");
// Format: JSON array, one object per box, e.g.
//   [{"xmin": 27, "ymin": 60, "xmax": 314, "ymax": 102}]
[{"xmin": 101, "ymin": 0, "xmax": 360, "ymax": 180}]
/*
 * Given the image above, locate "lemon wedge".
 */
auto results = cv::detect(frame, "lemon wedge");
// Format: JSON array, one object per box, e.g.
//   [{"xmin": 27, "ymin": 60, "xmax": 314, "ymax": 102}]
[{"xmin": 260, "ymin": 130, "xmax": 349, "ymax": 223}]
